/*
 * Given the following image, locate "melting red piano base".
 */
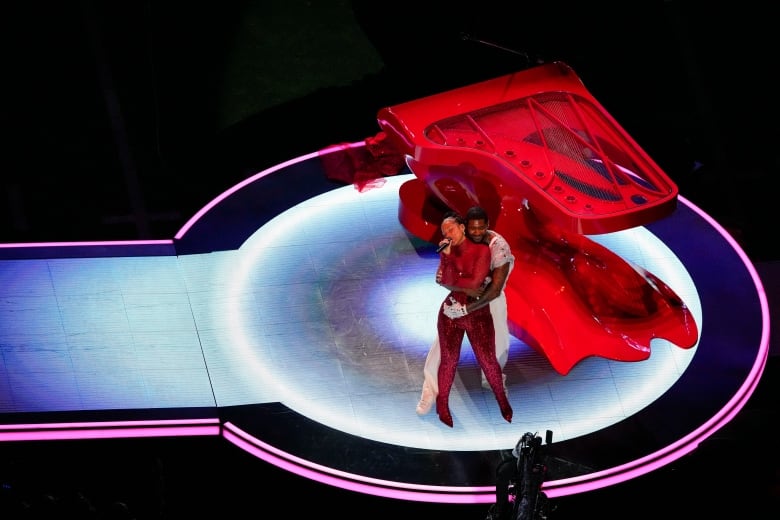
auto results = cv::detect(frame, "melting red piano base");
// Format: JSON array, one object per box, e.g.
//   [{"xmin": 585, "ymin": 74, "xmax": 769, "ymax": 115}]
[
  {"xmin": 399, "ymin": 177, "xmax": 698, "ymax": 375},
  {"xmin": 377, "ymin": 62, "xmax": 699, "ymax": 374}
]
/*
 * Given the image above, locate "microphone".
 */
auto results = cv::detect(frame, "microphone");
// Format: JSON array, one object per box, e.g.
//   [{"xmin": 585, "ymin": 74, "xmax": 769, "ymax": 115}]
[{"xmin": 436, "ymin": 239, "xmax": 451, "ymax": 253}]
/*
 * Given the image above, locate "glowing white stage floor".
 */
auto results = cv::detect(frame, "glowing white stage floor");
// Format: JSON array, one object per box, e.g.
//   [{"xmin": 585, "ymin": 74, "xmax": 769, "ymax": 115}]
[{"xmin": 0, "ymin": 149, "xmax": 769, "ymax": 503}]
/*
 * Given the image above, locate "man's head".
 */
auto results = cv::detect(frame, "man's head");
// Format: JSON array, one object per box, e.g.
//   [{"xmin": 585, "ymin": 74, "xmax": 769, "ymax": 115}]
[{"xmin": 465, "ymin": 206, "xmax": 490, "ymax": 244}]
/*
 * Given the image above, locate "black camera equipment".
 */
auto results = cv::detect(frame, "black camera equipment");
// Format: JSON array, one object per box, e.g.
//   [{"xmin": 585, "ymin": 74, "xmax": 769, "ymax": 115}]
[{"xmin": 486, "ymin": 430, "xmax": 553, "ymax": 520}]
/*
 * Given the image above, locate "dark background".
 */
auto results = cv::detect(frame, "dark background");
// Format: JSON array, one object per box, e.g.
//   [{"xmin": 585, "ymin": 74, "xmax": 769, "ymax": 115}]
[
  {"xmin": 2, "ymin": 0, "xmax": 776, "ymax": 260},
  {"xmin": 1, "ymin": 1, "xmax": 777, "ymax": 518}
]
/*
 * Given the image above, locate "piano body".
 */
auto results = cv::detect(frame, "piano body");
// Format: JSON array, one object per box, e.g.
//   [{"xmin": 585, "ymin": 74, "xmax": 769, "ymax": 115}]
[{"xmin": 376, "ymin": 61, "xmax": 699, "ymax": 375}]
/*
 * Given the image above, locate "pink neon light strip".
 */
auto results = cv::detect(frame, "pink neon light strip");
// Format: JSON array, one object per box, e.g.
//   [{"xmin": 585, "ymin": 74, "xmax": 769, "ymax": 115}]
[
  {"xmin": 0, "ymin": 418, "xmax": 221, "ymax": 442},
  {"xmin": 1, "ymin": 425, "xmax": 220, "ymax": 442},
  {"xmin": 0, "ymin": 418, "xmax": 220, "ymax": 430},
  {"xmin": 0, "ymin": 147, "xmax": 769, "ymax": 504},
  {"xmin": 174, "ymin": 143, "xmax": 365, "ymax": 240},
  {"xmin": 541, "ymin": 195, "xmax": 771, "ymax": 498},
  {"xmin": 222, "ymin": 421, "xmax": 487, "ymax": 494},
  {"xmin": 222, "ymin": 424, "xmax": 491, "ymax": 504},
  {"xmin": 207, "ymin": 178, "xmax": 770, "ymax": 502}
]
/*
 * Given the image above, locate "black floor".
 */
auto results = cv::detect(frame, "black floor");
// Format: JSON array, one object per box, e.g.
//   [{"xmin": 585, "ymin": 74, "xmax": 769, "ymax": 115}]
[
  {"xmin": 0, "ymin": 159, "xmax": 775, "ymax": 520},
  {"xmin": 1, "ymin": 356, "xmax": 777, "ymax": 519}
]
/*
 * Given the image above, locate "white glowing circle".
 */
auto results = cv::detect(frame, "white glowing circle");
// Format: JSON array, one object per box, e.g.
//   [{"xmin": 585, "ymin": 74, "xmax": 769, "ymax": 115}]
[{"xmin": 224, "ymin": 174, "xmax": 701, "ymax": 451}]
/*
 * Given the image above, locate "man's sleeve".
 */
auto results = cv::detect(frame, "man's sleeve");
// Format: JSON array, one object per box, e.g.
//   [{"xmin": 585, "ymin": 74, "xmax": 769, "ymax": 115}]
[{"xmin": 490, "ymin": 235, "xmax": 515, "ymax": 271}]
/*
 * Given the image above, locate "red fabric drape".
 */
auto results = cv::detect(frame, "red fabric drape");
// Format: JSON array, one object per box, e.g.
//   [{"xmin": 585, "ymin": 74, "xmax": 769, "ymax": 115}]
[{"xmin": 319, "ymin": 131, "xmax": 406, "ymax": 192}]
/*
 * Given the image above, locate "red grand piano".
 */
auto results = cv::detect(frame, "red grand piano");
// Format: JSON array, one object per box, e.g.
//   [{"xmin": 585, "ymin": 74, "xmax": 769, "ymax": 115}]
[{"xmin": 376, "ymin": 61, "xmax": 698, "ymax": 375}]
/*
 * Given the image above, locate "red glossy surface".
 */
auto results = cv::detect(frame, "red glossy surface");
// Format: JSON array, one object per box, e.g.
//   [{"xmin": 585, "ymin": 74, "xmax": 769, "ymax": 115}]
[
  {"xmin": 380, "ymin": 62, "xmax": 699, "ymax": 374},
  {"xmin": 378, "ymin": 62, "xmax": 678, "ymax": 235}
]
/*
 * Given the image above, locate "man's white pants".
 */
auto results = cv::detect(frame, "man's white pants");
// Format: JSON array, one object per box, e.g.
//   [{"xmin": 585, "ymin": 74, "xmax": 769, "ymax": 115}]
[{"xmin": 423, "ymin": 292, "xmax": 509, "ymax": 394}]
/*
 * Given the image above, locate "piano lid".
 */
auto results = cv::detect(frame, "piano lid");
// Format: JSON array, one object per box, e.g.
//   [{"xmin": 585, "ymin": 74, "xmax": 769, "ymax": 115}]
[{"xmin": 377, "ymin": 61, "xmax": 679, "ymax": 234}]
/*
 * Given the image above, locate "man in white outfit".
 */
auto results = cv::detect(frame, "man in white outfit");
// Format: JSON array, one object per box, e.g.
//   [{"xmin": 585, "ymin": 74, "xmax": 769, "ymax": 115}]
[{"xmin": 417, "ymin": 206, "xmax": 515, "ymax": 415}]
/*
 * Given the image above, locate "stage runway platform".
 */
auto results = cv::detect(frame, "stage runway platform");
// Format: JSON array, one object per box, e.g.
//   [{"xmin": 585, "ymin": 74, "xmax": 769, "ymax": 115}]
[{"xmin": 0, "ymin": 145, "xmax": 774, "ymax": 518}]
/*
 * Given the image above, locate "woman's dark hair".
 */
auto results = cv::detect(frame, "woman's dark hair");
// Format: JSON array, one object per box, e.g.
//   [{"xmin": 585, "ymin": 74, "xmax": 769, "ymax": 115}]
[{"xmin": 442, "ymin": 211, "xmax": 464, "ymax": 225}]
